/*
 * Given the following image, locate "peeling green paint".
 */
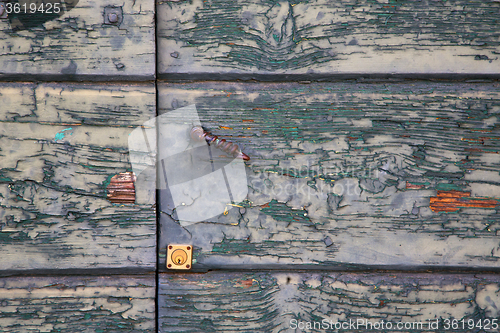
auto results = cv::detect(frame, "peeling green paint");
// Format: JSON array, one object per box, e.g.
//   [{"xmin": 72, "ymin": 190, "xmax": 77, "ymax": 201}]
[
  {"xmin": 261, "ymin": 200, "xmax": 311, "ymax": 224},
  {"xmin": 54, "ymin": 128, "xmax": 73, "ymax": 141}
]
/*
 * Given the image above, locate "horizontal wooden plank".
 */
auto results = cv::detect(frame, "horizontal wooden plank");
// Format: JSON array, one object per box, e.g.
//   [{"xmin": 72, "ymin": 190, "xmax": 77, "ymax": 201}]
[
  {"xmin": 159, "ymin": 271, "xmax": 500, "ymax": 332},
  {"xmin": 158, "ymin": 82, "xmax": 500, "ymax": 271},
  {"xmin": 0, "ymin": 83, "xmax": 156, "ymax": 272},
  {"xmin": 0, "ymin": 275, "xmax": 155, "ymax": 332},
  {"xmin": 158, "ymin": 0, "xmax": 500, "ymax": 77},
  {"xmin": 0, "ymin": 82, "xmax": 156, "ymax": 125},
  {"xmin": 0, "ymin": 0, "xmax": 154, "ymax": 80}
]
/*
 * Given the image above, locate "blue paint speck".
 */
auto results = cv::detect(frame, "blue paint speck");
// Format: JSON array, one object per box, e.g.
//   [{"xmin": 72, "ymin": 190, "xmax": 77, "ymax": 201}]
[{"xmin": 55, "ymin": 128, "xmax": 73, "ymax": 141}]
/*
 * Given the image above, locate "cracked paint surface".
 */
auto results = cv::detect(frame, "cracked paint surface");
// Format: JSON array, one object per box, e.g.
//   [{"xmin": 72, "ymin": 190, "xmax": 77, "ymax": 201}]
[
  {"xmin": 158, "ymin": 0, "xmax": 500, "ymax": 75},
  {"xmin": 159, "ymin": 271, "xmax": 500, "ymax": 332},
  {"xmin": 0, "ymin": 0, "xmax": 154, "ymax": 78},
  {"xmin": 158, "ymin": 81, "xmax": 500, "ymax": 270},
  {"xmin": 0, "ymin": 83, "xmax": 156, "ymax": 271},
  {"xmin": 0, "ymin": 276, "xmax": 155, "ymax": 332}
]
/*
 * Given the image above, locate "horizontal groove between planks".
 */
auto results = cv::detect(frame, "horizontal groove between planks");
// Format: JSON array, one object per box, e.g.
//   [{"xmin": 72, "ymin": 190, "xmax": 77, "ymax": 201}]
[{"xmin": 158, "ymin": 73, "xmax": 500, "ymax": 82}]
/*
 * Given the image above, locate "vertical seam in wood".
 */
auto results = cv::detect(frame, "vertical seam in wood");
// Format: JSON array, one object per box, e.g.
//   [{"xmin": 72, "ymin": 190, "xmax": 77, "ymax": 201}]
[{"xmin": 155, "ymin": 1, "xmax": 160, "ymax": 331}]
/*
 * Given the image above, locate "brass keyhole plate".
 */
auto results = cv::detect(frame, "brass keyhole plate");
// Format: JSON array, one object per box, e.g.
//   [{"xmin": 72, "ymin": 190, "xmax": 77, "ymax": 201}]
[{"xmin": 166, "ymin": 245, "xmax": 192, "ymax": 270}]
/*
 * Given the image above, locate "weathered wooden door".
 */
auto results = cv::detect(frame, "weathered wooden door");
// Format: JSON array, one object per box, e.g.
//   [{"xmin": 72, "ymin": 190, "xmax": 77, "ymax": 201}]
[
  {"xmin": 0, "ymin": 0, "xmax": 157, "ymax": 331},
  {"xmin": 1, "ymin": 0, "xmax": 500, "ymax": 332}
]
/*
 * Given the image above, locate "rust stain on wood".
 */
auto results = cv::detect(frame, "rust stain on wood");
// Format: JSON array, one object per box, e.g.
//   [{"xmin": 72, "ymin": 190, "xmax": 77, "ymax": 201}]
[
  {"xmin": 406, "ymin": 182, "xmax": 425, "ymax": 190},
  {"xmin": 430, "ymin": 190, "xmax": 499, "ymax": 212},
  {"xmin": 107, "ymin": 172, "xmax": 136, "ymax": 204},
  {"xmin": 235, "ymin": 279, "xmax": 255, "ymax": 288}
]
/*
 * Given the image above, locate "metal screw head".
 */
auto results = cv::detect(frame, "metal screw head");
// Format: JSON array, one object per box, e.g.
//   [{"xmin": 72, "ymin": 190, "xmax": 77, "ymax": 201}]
[
  {"xmin": 108, "ymin": 12, "xmax": 118, "ymax": 23},
  {"xmin": 104, "ymin": 6, "xmax": 122, "ymax": 25}
]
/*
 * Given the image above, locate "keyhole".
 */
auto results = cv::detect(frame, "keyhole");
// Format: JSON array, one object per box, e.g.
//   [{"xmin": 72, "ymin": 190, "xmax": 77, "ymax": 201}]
[{"xmin": 171, "ymin": 249, "xmax": 187, "ymax": 265}]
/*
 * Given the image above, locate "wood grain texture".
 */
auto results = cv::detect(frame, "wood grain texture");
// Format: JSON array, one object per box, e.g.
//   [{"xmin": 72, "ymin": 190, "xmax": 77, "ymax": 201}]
[
  {"xmin": 0, "ymin": 83, "xmax": 156, "ymax": 272},
  {"xmin": 158, "ymin": 81, "xmax": 500, "ymax": 271},
  {"xmin": 430, "ymin": 190, "xmax": 500, "ymax": 212},
  {"xmin": 158, "ymin": 0, "xmax": 500, "ymax": 77},
  {"xmin": 0, "ymin": 275, "xmax": 155, "ymax": 332},
  {"xmin": 0, "ymin": 0, "xmax": 154, "ymax": 80},
  {"xmin": 159, "ymin": 271, "xmax": 500, "ymax": 332}
]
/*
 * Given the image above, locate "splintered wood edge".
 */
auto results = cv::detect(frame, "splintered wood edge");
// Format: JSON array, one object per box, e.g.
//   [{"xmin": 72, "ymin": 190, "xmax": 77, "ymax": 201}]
[{"xmin": 107, "ymin": 172, "xmax": 136, "ymax": 204}]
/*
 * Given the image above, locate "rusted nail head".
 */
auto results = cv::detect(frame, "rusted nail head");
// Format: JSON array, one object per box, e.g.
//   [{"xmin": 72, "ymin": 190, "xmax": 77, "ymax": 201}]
[
  {"xmin": 187, "ymin": 246, "xmax": 191, "ymax": 250},
  {"xmin": 0, "ymin": 4, "xmax": 5, "ymax": 16}
]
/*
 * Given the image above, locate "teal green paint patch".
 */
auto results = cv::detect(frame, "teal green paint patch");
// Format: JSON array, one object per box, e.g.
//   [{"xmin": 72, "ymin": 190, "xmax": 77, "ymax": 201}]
[
  {"xmin": 78, "ymin": 163, "xmax": 99, "ymax": 170},
  {"xmin": 212, "ymin": 236, "xmax": 286, "ymax": 254},
  {"xmin": 0, "ymin": 173, "xmax": 12, "ymax": 183},
  {"xmin": 436, "ymin": 183, "xmax": 464, "ymax": 191},
  {"xmin": 54, "ymin": 128, "xmax": 73, "ymax": 141},
  {"xmin": 102, "ymin": 174, "xmax": 116, "ymax": 189},
  {"xmin": 0, "ymin": 231, "xmax": 31, "ymax": 243},
  {"xmin": 107, "ymin": 297, "xmax": 132, "ymax": 305},
  {"xmin": 408, "ymin": 182, "xmax": 430, "ymax": 187},
  {"xmin": 212, "ymin": 237, "xmax": 256, "ymax": 254},
  {"xmin": 261, "ymin": 200, "xmax": 311, "ymax": 224}
]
